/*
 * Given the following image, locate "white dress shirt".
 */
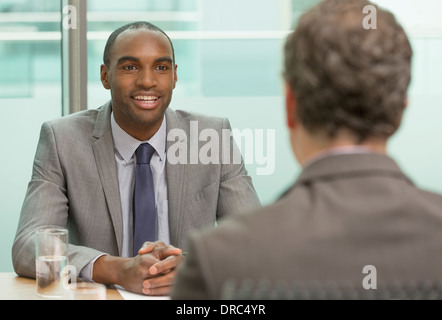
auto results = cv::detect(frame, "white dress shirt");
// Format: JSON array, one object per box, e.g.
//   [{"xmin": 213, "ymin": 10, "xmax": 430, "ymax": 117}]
[
  {"xmin": 79, "ymin": 112, "xmax": 169, "ymax": 281},
  {"xmin": 110, "ymin": 112, "xmax": 170, "ymax": 256}
]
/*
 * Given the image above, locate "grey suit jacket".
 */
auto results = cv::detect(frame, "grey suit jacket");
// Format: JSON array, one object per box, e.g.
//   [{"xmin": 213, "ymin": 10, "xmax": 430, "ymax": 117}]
[
  {"xmin": 171, "ymin": 153, "xmax": 442, "ymax": 299},
  {"xmin": 12, "ymin": 101, "xmax": 261, "ymax": 278}
]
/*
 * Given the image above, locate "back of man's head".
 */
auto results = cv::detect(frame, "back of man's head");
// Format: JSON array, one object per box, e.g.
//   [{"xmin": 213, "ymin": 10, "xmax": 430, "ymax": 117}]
[{"xmin": 284, "ymin": 0, "xmax": 412, "ymax": 142}]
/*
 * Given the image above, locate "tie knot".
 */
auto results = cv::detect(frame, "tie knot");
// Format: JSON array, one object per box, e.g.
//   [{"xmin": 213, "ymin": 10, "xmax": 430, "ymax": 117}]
[{"xmin": 136, "ymin": 143, "xmax": 155, "ymax": 164}]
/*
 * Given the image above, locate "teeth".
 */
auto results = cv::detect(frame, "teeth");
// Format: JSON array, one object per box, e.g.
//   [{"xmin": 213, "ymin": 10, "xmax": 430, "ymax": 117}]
[{"xmin": 134, "ymin": 96, "xmax": 159, "ymax": 101}]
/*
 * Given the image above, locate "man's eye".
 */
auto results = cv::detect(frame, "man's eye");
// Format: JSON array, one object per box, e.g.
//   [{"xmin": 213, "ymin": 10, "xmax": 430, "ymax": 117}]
[
  {"xmin": 156, "ymin": 65, "xmax": 169, "ymax": 72},
  {"xmin": 123, "ymin": 65, "xmax": 137, "ymax": 71}
]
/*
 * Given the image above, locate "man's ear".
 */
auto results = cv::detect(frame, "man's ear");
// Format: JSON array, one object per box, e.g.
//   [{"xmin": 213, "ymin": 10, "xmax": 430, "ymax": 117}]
[
  {"xmin": 173, "ymin": 64, "xmax": 178, "ymax": 89},
  {"xmin": 285, "ymin": 82, "xmax": 297, "ymax": 129},
  {"xmin": 101, "ymin": 64, "xmax": 111, "ymax": 90}
]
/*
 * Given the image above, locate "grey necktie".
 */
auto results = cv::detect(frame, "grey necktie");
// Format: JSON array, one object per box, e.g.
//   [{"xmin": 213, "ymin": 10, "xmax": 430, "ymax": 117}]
[{"xmin": 133, "ymin": 143, "xmax": 156, "ymax": 256}]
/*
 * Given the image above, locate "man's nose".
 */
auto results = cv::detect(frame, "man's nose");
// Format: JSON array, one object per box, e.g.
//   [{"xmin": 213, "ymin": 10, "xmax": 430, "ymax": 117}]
[{"xmin": 136, "ymin": 68, "xmax": 157, "ymax": 88}]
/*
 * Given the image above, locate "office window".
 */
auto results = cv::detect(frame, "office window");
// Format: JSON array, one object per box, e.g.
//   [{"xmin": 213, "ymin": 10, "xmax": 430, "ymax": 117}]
[
  {"xmin": 0, "ymin": 0, "xmax": 62, "ymax": 272},
  {"xmin": 0, "ymin": 0, "xmax": 61, "ymax": 98},
  {"xmin": 86, "ymin": 0, "xmax": 319, "ymax": 106}
]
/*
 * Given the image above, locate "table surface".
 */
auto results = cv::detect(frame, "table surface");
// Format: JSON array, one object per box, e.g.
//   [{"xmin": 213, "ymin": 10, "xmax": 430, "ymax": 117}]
[{"xmin": 0, "ymin": 272, "xmax": 123, "ymax": 300}]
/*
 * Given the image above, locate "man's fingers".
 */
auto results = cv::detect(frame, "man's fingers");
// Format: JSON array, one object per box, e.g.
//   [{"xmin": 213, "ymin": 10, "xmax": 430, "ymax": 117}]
[
  {"xmin": 140, "ymin": 243, "xmax": 182, "ymax": 259},
  {"xmin": 155, "ymin": 245, "xmax": 182, "ymax": 259},
  {"xmin": 149, "ymin": 254, "xmax": 180, "ymax": 275},
  {"xmin": 138, "ymin": 240, "xmax": 166, "ymax": 255},
  {"xmin": 142, "ymin": 285, "xmax": 173, "ymax": 296},
  {"xmin": 142, "ymin": 270, "xmax": 177, "ymax": 296}
]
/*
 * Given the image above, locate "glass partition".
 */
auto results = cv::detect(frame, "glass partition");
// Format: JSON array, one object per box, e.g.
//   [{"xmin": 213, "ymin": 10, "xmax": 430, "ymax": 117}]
[{"xmin": 0, "ymin": 0, "xmax": 62, "ymax": 272}]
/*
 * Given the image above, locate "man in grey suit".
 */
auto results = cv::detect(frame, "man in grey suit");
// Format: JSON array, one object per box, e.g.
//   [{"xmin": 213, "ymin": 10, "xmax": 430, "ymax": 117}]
[
  {"xmin": 171, "ymin": 0, "xmax": 442, "ymax": 300},
  {"xmin": 12, "ymin": 22, "xmax": 260, "ymax": 295}
]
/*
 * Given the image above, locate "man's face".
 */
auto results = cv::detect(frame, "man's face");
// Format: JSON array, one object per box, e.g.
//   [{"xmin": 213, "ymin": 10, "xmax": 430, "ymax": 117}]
[{"xmin": 101, "ymin": 29, "xmax": 177, "ymax": 140}]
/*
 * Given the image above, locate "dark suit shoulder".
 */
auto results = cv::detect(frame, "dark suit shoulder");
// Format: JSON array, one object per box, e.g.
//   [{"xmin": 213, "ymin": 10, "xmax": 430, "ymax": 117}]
[
  {"xmin": 408, "ymin": 186, "xmax": 442, "ymax": 218},
  {"xmin": 415, "ymin": 186, "xmax": 442, "ymax": 202}
]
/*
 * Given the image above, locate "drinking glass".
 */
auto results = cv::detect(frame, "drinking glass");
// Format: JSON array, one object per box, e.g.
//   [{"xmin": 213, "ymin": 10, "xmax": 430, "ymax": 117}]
[{"xmin": 35, "ymin": 227, "xmax": 68, "ymax": 298}]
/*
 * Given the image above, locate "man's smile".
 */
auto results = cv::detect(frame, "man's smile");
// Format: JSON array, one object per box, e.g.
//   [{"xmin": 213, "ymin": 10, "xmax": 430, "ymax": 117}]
[{"xmin": 131, "ymin": 95, "xmax": 161, "ymax": 110}]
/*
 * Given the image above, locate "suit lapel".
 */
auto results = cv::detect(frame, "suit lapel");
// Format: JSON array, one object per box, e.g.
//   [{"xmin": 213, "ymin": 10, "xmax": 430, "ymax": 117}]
[
  {"xmin": 165, "ymin": 108, "xmax": 187, "ymax": 247},
  {"xmin": 91, "ymin": 102, "xmax": 124, "ymax": 255}
]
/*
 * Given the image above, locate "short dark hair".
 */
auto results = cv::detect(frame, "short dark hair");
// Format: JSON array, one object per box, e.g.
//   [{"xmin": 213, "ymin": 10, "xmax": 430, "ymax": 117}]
[
  {"xmin": 284, "ymin": 0, "xmax": 413, "ymax": 142},
  {"xmin": 103, "ymin": 21, "xmax": 175, "ymax": 67}
]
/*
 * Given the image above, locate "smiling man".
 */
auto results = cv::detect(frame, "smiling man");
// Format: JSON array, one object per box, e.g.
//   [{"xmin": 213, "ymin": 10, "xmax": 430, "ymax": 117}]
[
  {"xmin": 12, "ymin": 22, "xmax": 261, "ymax": 296},
  {"xmin": 102, "ymin": 27, "xmax": 177, "ymax": 142}
]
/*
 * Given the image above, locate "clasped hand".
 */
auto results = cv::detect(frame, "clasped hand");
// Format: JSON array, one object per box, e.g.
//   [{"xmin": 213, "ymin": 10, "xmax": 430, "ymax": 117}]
[{"xmin": 123, "ymin": 241, "xmax": 184, "ymax": 296}]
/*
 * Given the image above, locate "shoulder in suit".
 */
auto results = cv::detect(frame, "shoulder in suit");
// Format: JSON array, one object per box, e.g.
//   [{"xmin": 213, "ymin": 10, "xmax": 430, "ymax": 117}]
[{"xmin": 171, "ymin": 153, "xmax": 442, "ymax": 299}]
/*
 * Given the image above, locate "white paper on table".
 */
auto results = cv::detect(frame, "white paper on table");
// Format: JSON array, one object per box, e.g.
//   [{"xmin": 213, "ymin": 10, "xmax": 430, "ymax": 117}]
[{"xmin": 115, "ymin": 286, "xmax": 170, "ymax": 300}]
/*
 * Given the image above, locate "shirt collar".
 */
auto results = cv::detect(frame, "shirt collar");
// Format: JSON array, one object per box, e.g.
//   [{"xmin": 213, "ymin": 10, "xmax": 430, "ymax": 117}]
[{"xmin": 111, "ymin": 112, "xmax": 167, "ymax": 163}]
